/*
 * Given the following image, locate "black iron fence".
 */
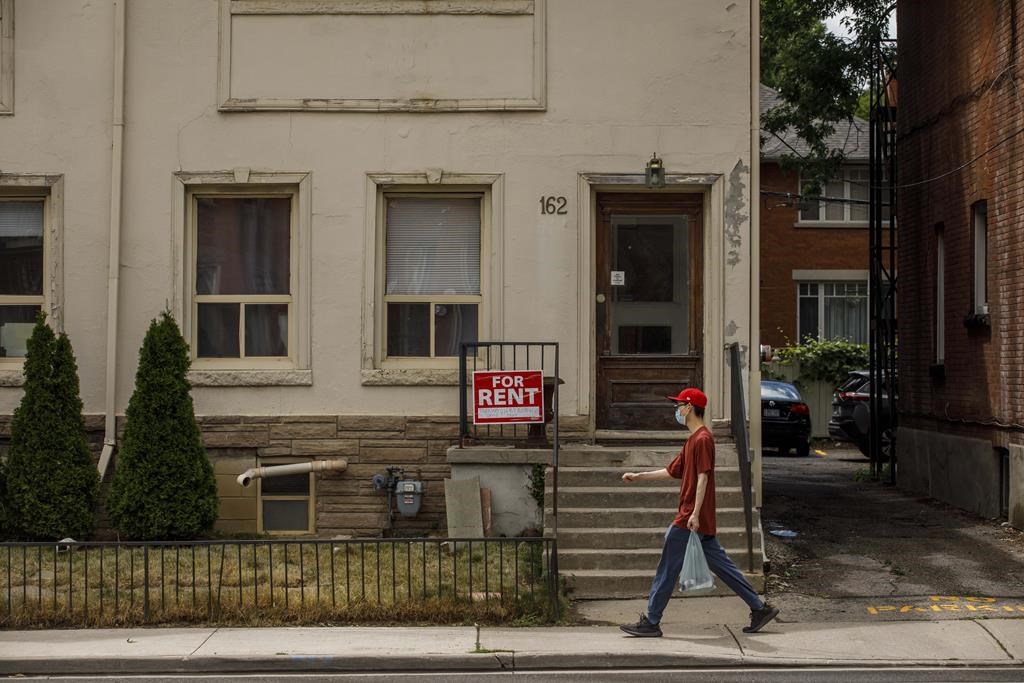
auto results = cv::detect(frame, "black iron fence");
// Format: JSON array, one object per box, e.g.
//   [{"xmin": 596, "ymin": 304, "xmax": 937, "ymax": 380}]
[
  {"xmin": 0, "ymin": 537, "xmax": 557, "ymax": 627},
  {"xmin": 728, "ymin": 342, "xmax": 755, "ymax": 573}
]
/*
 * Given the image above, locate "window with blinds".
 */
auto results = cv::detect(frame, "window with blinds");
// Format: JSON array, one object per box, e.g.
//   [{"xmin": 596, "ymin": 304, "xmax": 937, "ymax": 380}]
[
  {"xmin": 0, "ymin": 200, "xmax": 45, "ymax": 359},
  {"xmin": 384, "ymin": 196, "xmax": 481, "ymax": 358}
]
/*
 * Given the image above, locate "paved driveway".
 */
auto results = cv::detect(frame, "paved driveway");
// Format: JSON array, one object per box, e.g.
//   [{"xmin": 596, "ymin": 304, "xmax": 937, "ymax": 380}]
[{"xmin": 761, "ymin": 445, "xmax": 1024, "ymax": 622}]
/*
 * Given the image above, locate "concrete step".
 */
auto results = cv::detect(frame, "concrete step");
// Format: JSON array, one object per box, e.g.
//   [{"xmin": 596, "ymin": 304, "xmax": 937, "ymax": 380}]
[
  {"xmin": 554, "ymin": 526, "xmax": 758, "ymax": 551},
  {"xmin": 563, "ymin": 569, "xmax": 766, "ymax": 600},
  {"xmin": 554, "ymin": 506, "xmax": 759, "ymax": 529},
  {"xmin": 552, "ymin": 466, "xmax": 744, "ymax": 488},
  {"xmin": 546, "ymin": 486, "xmax": 747, "ymax": 509}
]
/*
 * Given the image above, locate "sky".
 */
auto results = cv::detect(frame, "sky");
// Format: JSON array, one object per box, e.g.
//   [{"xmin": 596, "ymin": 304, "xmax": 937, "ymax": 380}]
[{"xmin": 825, "ymin": 10, "xmax": 897, "ymax": 40}]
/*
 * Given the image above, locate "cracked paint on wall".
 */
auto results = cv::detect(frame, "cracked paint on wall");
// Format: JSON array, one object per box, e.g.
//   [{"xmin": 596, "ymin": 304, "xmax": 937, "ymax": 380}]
[{"xmin": 725, "ymin": 158, "xmax": 749, "ymax": 268}]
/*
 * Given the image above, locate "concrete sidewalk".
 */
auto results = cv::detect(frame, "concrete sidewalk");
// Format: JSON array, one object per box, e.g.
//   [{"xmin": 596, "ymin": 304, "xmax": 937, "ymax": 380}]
[{"xmin": 1, "ymin": 616, "xmax": 1022, "ymax": 675}]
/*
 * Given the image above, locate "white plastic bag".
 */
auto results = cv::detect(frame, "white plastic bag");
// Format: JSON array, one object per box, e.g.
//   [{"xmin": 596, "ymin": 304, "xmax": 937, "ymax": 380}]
[{"xmin": 679, "ymin": 531, "xmax": 715, "ymax": 591}]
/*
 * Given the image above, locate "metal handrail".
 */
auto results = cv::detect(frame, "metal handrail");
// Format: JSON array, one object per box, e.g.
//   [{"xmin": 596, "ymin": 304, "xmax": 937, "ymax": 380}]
[{"xmin": 728, "ymin": 342, "xmax": 755, "ymax": 573}]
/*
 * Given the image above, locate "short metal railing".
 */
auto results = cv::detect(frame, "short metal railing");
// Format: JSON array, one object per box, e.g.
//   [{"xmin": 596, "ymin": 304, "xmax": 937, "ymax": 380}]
[
  {"xmin": 0, "ymin": 537, "xmax": 557, "ymax": 627},
  {"xmin": 728, "ymin": 342, "xmax": 755, "ymax": 573},
  {"xmin": 457, "ymin": 341, "xmax": 561, "ymax": 618}
]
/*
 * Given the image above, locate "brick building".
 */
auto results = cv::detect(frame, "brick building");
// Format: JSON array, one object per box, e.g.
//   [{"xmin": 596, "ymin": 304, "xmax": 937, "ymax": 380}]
[
  {"xmin": 759, "ymin": 86, "xmax": 874, "ymax": 350},
  {"xmin": 897, "ymin": 0, "xmax": 1022, "ymax": 526}
]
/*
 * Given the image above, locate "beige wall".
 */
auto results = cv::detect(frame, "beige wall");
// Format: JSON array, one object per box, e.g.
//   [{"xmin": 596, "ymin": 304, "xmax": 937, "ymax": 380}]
[{"xmin": 0, "ymin": 0, "xmax": 756, "ymax": 427}]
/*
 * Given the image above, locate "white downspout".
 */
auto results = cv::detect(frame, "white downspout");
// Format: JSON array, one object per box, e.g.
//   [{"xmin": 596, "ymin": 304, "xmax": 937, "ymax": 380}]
[
  {"xmin": 97, "ymin": 0, "xmax": 126, "ymax": 480},
  {"xmin": 749, "ymin": 0, "xmax": 763, "ymax": 508}
]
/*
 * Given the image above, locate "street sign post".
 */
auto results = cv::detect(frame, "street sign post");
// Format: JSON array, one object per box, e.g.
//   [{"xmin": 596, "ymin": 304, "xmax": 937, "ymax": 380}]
[{"xmin": 472, "ymin": 370, "xmax": 544, "ymax": 425}]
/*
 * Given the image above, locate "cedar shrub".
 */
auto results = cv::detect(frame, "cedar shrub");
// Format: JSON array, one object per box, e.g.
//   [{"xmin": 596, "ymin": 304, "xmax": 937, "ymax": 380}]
[
  {"xmin": 5, "ymin": 314, "xmax": 98, "ymax": 540},
  {"xmin": 107, "ymin": 312, "xmax": 218, "ymax": 539}
]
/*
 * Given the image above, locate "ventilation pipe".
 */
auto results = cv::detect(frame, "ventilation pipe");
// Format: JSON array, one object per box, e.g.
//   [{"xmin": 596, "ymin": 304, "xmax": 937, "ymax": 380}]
[{"xmin": 236, "ymin": 459, "xmax": 348, "ymax": 488}]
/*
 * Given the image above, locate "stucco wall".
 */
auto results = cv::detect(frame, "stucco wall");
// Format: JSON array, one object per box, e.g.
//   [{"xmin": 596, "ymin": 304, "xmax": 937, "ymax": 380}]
[{"xmin": 0, "ymin": 0, "xmax": 755, "ymax": 426}]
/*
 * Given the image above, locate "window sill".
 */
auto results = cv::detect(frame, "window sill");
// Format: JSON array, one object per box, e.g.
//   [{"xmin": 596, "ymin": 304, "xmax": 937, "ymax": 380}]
[
  {"xmin": 0, "ymin": 370, "xmax": 25, "ymax": 387},
  {"xmin": 361, "ymin": 368, "xmax": 460, "ymax": 386},
  {"xmin": 188, "ymin": 369, "xmax": 312, "ymax": 387}
]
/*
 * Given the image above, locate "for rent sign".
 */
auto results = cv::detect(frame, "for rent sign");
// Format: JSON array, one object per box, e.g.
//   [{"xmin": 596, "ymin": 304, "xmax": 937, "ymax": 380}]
[{"xmin": 472, "ymin": 370, "xmax": 544, "ymax": 425}]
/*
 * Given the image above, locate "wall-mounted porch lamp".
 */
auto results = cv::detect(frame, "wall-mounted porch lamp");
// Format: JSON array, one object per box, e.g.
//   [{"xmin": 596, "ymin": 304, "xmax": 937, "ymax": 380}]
[{"xmin": 645, "ymin": 153, "xmax": 666, "ymax": 189}]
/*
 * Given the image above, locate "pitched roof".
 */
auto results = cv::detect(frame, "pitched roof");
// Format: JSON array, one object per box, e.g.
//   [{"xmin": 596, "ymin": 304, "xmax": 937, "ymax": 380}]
[{"xmin": 760, "ymin": 84, "xmax": 870, "ymax": 161}]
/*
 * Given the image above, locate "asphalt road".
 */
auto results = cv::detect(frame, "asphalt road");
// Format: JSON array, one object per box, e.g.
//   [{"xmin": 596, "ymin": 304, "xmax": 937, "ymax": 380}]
[
  {"xmin": 10, "ymin": 667, "xmax": 1024, "ymax": 682},
  {"xmin": 761, "ymin": 445, "xmax": 1024, "ymax": 622}
]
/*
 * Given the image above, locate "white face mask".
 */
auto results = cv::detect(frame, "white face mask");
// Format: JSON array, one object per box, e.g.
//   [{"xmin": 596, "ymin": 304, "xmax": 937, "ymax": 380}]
[{"xmin": 675, "ymin": 406, "xmax": 687, "ymax": 425}]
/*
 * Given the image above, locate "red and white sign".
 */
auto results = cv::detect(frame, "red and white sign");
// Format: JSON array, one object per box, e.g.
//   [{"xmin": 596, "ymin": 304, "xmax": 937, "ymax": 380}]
[{"xmin": 472, "ymin": 370, "xmax": 544, "ymax": 425}]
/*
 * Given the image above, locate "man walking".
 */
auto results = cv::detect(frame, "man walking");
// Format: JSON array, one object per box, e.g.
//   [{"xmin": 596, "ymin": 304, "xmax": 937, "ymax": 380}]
[{"xmin": 619, "ymin": 387, "xmax": 779, "ymax": 637}]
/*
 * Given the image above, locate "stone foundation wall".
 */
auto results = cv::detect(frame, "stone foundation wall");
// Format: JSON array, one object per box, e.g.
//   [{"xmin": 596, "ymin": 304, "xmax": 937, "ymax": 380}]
[{"xmin": 0, "ymin": 413, "xmax": 592, "ymax": 539}]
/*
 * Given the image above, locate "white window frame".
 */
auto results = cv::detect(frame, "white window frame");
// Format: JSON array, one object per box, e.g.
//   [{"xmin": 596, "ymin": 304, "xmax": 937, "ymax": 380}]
[
  {"xmin": 362, "ymin": 172, "xmax": 503, "ymax": 385},
  {"xmin": 972, "ymin": 200, "xmax": 988, "ymax": 315},
  {"xmin": 793, "ymin": 273, "xmax": 869, "ymax": 344},
  {"xmin": 256, "ymin": 458, "xmax": 315, "ymax": 535},
  {"xmin": 173, "ymin": 171, "xmax": 311, "ymax": 386},
  {"xmin": 0, "ymin": 175, "xmax": 64, "ymax": 385},
  {"xmin": 796, "ymin": 166, "xmax": 872, "ymax": 227},
  {"xmin": 0, "ymin": 0, "xmax": 13, "ymax": 115},
  {"xmin": 936, "ymin": 223, "xmax": 945, "ymax": 363}
]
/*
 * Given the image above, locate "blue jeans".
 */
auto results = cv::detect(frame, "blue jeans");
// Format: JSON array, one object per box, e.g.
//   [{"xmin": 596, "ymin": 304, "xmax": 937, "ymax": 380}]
[{"xmin": 646, "ymin": 524, "xmax": 764, "ymax": 624}]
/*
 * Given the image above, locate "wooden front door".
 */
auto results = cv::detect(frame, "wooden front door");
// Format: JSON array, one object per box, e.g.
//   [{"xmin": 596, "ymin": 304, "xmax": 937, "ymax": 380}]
[{"xmin": 595, "ymin": 193, "xmax": 704, "ymax": 430}]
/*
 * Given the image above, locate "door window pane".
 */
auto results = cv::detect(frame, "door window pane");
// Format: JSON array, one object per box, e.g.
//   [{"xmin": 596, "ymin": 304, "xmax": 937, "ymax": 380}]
[
  {"xmin": 615, "ymin": 224, "xmax": 674, "ymax": 302},
  {"xmin": 609, "ymin": 216, "xmax": 690, "ymax": 355},
  {"xmin": 386, "ymin": 197, "xmax": 481, "ymax": 296},
  {"xmin": 262, "ymin": 500, "xmax": 309, "ymax": 532},
  {"xmin": 0, "ymin": 305, "xmax": 40, "ymax": 358},
  {"xmin": 387, "ymin": 303, "xmax": 430, "ymax": 357},
  {"xmin": 0, "ymin": 202, "xmax": 44, "ymax": 296},
  {"xmin": 196, "ymin": 197, "xmax": 291, "ymax": 295},
  {"xmin": 434, "ymin": 303, "xmax": 477, "ymax": 357},
  {"xmin": 197, "ymin": 303, "xmax": 240, "ymax": 358},
  {"xmin": 245, "ymin": 303, "xmax": 288, "ymax": 357}
]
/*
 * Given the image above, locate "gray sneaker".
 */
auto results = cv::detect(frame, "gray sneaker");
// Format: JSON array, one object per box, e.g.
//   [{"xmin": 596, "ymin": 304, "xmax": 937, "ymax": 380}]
[
  {"xmin": 620, "ymin": 613, "xmax": 663, "ymax": 637},
  {"xmin": 743, "ymin": 604, "xmax": 780, "ymax": 633}
]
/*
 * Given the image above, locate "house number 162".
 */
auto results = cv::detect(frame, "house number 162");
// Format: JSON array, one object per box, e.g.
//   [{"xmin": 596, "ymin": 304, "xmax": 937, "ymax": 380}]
[{"xmin": 539, "ymin": 196, "xmax": 568, "ymax": 215}]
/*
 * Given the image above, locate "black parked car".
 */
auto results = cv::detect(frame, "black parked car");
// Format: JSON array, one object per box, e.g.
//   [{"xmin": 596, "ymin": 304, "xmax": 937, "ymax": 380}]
[
  {"xmin": 828, "ymin": 370, "xmax": 896, "ymax": 461},
  {"xmin": 761, "ymin": 380, "xmax": 812, "ymax": 457}
]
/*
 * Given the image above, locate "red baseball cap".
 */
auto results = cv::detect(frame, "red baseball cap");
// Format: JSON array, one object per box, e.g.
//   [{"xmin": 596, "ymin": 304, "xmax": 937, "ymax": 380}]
[{"xmin": 666, "ymin": 388, "xmax": 708, "ymax": 409}]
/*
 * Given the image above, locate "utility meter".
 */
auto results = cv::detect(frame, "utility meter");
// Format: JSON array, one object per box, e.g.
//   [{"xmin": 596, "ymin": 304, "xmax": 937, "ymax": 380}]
[{"xmin": 395, "ymin": 480, "xmax": 424, "ymax": 517}]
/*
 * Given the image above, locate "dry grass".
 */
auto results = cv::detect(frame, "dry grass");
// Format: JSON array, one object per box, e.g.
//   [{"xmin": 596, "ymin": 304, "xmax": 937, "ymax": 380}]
[{"xmin": 0, "ymin": 539, "xmax": 559, "ymax": 628}]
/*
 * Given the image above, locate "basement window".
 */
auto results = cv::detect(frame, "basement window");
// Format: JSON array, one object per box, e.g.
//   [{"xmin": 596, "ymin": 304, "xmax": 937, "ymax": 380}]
[{"xmin": 257, "ymin": 462, "xmax": 315, "ymax": 534}]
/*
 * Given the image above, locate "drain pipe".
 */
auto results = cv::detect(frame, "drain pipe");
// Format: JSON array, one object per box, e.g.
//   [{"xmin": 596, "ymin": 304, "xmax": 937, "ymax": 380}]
[
  {"xmin": 97, "ymin": 0, "xmax": 126, "ymax": 481},
  {"xmin": 236, "ymin": 459, "xmax": 349, "ymax": 488}
]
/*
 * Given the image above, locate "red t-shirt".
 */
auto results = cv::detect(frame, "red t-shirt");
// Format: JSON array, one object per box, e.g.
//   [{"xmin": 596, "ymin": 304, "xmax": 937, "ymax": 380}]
[{"xmin": 666, "ymin": 426, "xmax": 717, "ymax": 535}]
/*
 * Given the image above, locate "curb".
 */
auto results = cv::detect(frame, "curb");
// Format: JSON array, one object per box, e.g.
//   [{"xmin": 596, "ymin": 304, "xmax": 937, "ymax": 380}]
[{"xmin": 1, "ymin": 653, "xmax": 1020, "ymax": 676}]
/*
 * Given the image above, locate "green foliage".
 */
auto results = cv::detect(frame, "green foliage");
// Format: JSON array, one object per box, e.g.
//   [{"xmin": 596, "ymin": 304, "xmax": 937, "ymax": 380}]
[
  {"xmin": 773, "ymin": 337, "xmax": 868, "ymax": 389},
  {"xmin": 5, "ymin": 314, "xmax": 98, "ymax": 540},
  {"xmin": 107, "ymin": 312, "xmax": 218, "ymax": 540},
  {"xmin": 528, "ymin": 464, "xmax": 546, "ymax": 513},
  {"xmin": 760, "ymin": 0, "xmax": 894, "ymax": 191}
]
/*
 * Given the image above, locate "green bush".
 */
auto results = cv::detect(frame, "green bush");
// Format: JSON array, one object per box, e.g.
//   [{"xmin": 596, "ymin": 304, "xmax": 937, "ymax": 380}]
[
  {"xmin": 107, "ymin": 312, "xmax": 218, "ymax": 540},
  {"xmin": 5, "ymin": 314, "xmax": 98, "ymax": 540},
  {"xmin": 771, "ymin": 338, "xmax": 869, "ymax": 389}
]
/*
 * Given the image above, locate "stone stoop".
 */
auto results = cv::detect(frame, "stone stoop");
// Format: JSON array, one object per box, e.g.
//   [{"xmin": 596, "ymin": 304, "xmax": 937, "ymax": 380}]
[{"xmin": 544, "ymin": 441, "xmax": 765, "ymax": 600}]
